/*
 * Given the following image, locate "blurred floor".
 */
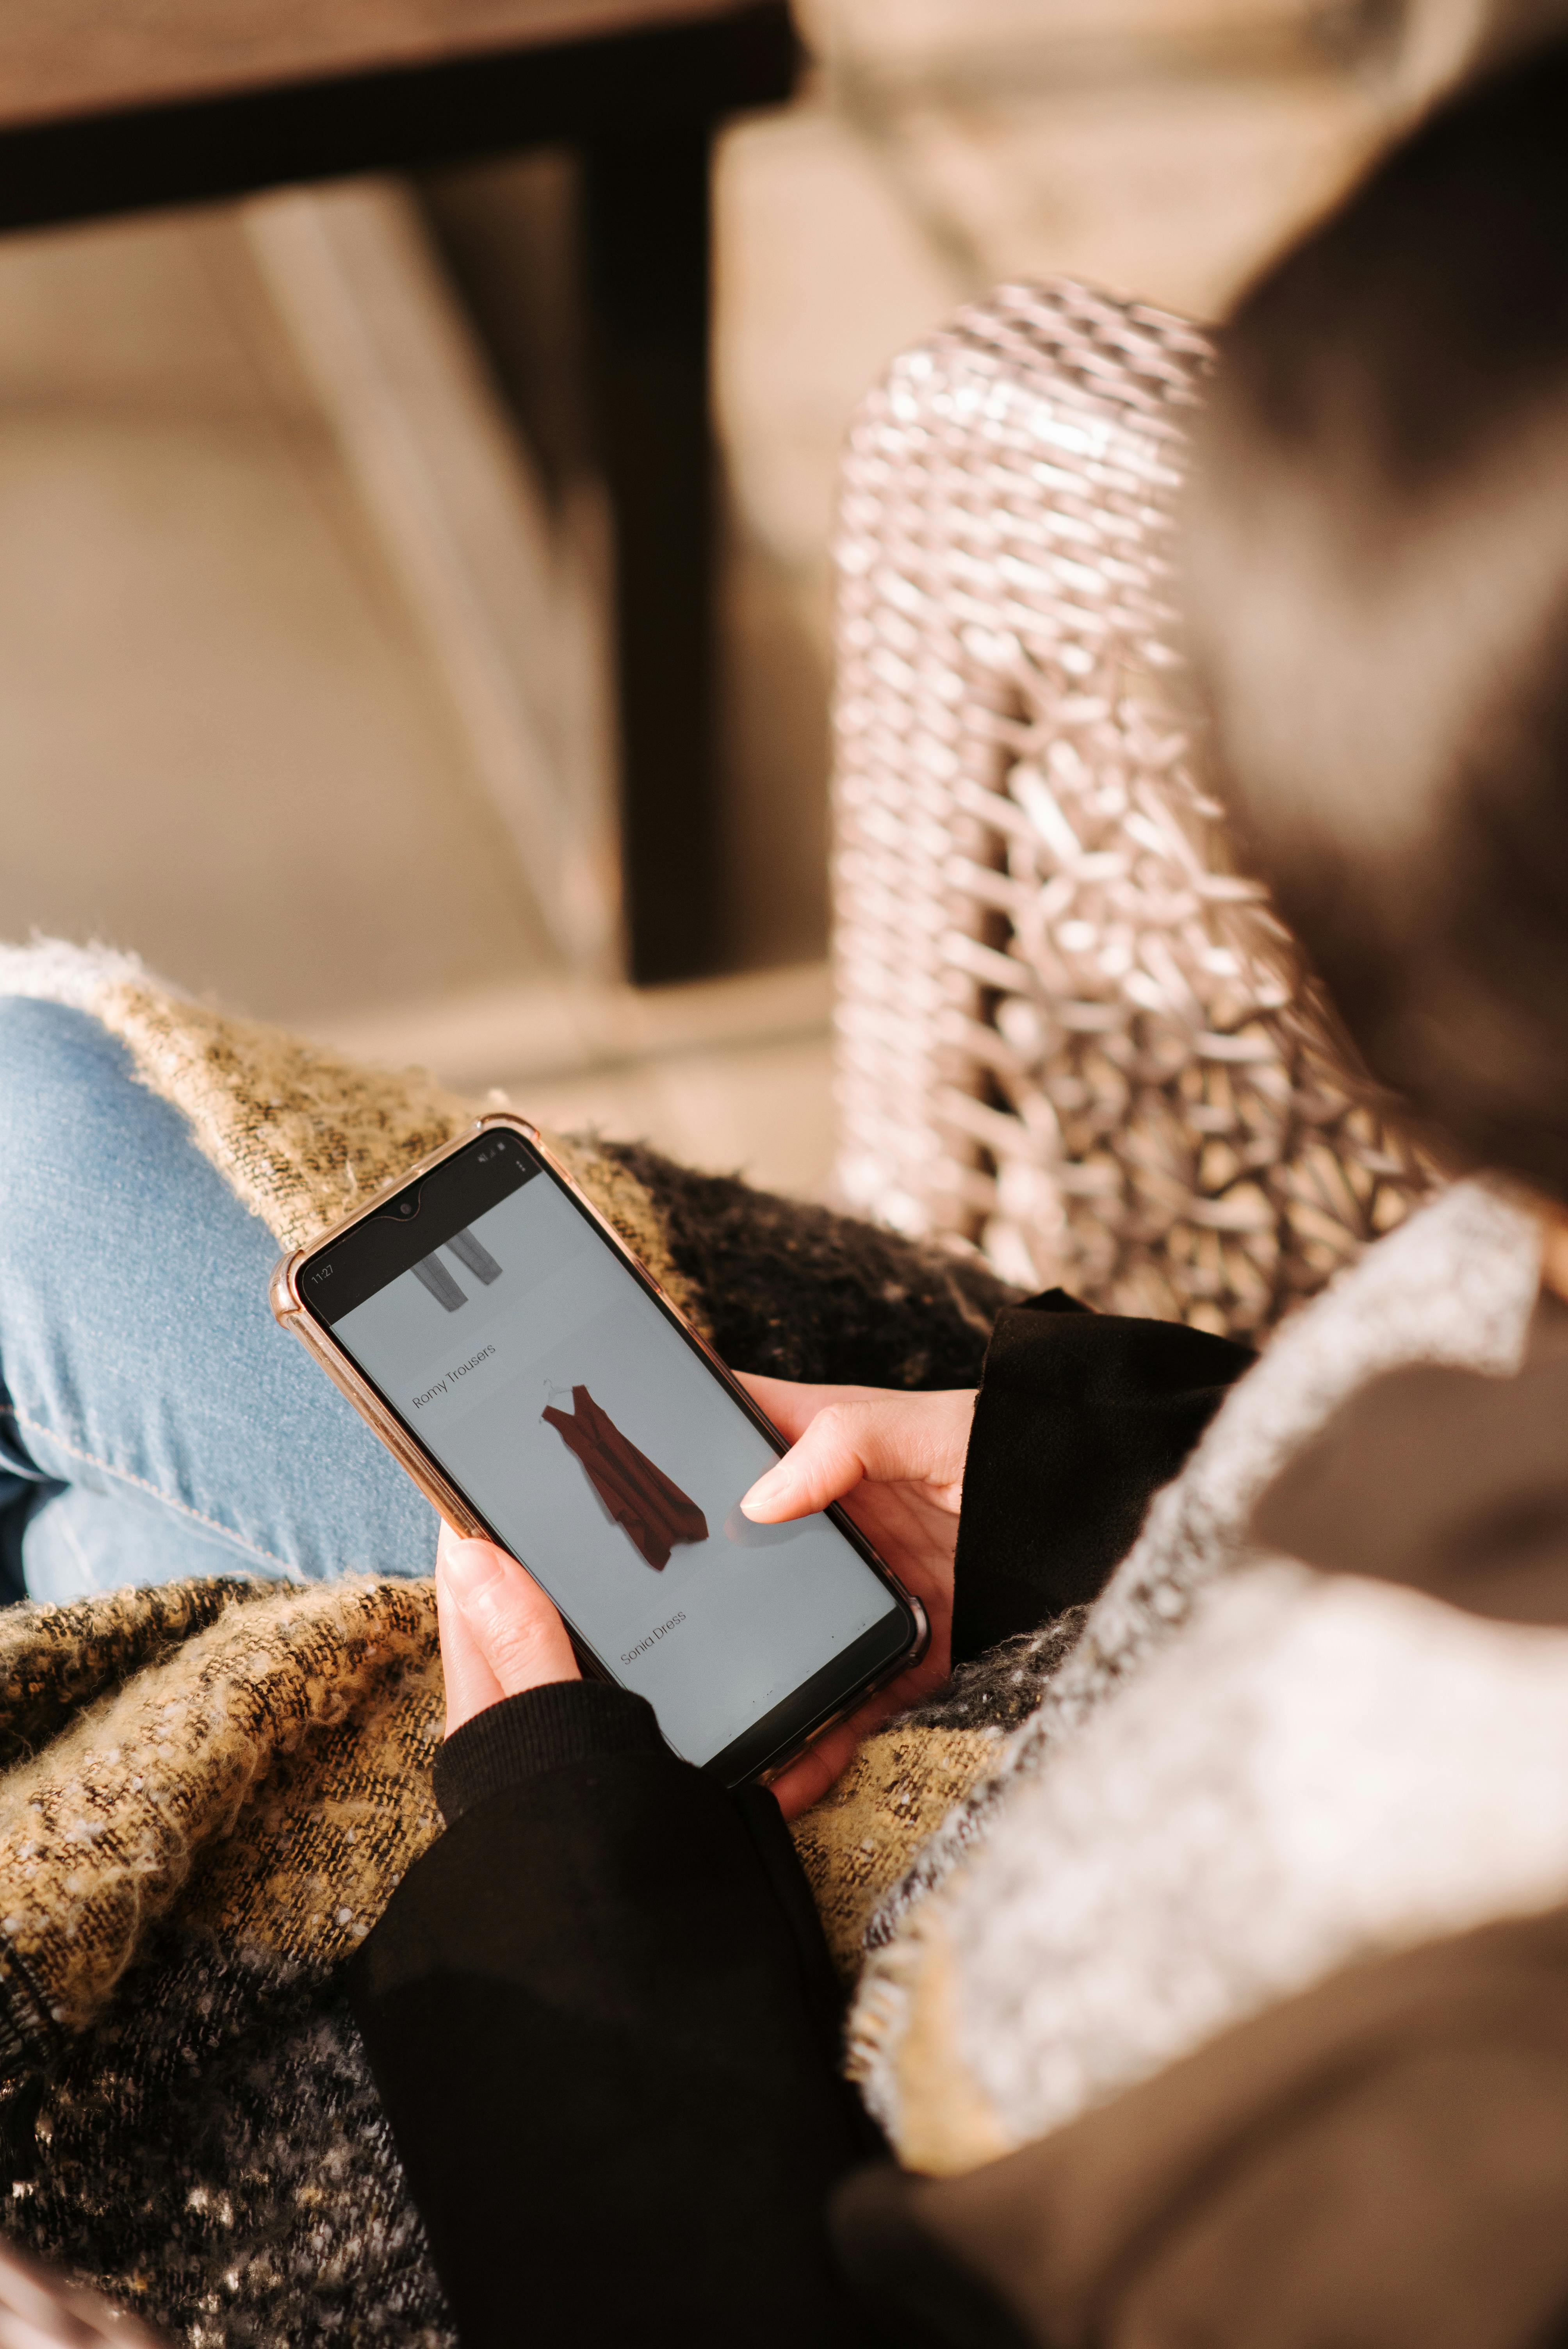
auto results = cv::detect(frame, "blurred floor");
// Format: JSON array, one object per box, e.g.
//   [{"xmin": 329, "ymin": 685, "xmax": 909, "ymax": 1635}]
[
  {"xmin": 0, "ymin": 214, "xmax": 556, "ymax": 1025},
  {"xmin": 317, "ymin": 959, "xmax": 836, "ymax": 1200},
  {"xmin": 0, "ymin": 0, "xmax": 1424, "ymax": 1197}
]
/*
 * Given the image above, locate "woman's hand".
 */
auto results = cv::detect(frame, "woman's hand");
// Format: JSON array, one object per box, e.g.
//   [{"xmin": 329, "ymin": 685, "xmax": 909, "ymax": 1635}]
[
  {"xmin": 436, "ymin": 1520, "xmax": 579, "ymax": 1738},
  {"xmin": 736, "ymin": 1376, "xmax": 976, "ymax": 1818},
  {"xmin": 433, "ymin": 1377, "xmax": 977, "ymax": 1815}
]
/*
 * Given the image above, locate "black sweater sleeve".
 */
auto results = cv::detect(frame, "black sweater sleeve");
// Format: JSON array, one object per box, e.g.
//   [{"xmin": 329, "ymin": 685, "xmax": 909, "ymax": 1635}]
[
  {"xmin": 349, "ymin": 1684, "xmax": 878, "ymax": 2349},
  {"xmin": 951, "ymin": 1291, "xmax": 1255, "ymax": 1663}
]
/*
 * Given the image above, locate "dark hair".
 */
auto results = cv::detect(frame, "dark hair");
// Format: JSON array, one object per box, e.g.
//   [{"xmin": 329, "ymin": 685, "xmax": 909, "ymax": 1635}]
[{"xmin": 1183, "ymin": 31, "xmax": 1568, "ymax": 1200}]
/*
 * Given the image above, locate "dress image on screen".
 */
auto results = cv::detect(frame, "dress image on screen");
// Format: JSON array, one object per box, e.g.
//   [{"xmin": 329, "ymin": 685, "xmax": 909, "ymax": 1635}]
[{"xmin": 542, "ymin": 1383, "xmax": 709, "ymax": 1570}]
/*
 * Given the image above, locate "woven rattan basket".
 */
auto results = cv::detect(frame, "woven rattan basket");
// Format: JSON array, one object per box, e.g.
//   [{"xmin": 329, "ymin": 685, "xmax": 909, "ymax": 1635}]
[{"xmin": 830, "ymin": 278, "xmax": 1429, "ymax": 1341}]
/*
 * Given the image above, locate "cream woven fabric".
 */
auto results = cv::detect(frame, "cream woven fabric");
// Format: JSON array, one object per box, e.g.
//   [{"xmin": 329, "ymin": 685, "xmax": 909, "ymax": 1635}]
[{"xmin": 832, "ymin": 279, "xmax": 1431, "ymax": 1340}]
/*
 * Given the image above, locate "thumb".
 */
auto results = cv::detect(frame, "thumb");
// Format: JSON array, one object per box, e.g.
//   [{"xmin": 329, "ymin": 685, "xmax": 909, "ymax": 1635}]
[{"xmin": 437, "ymin": 1527, "xmax": 579, "ymax": 1710}]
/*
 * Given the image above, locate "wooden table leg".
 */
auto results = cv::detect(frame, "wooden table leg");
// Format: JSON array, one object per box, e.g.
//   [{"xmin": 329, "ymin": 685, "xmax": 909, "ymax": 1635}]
[
  {"xmin": 0, "ymin": 0, "xmax": 798, "ymax": 986},
  {"xmin": 582, "ymin": 123, "xmax": 719, "ymax": 986}
]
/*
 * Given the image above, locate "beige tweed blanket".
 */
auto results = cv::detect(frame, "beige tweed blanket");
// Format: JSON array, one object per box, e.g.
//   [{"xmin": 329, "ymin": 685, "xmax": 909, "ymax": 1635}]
[{"xmin": 0, "ymin": 950, "xmax": 1002, "ymax": 2293}]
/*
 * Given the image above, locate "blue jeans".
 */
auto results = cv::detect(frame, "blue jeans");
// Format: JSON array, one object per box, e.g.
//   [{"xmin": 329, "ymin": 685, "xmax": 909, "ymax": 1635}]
[{"xmin": 0, "ymin": 998, "xmax": 436, "ymax": 1604}]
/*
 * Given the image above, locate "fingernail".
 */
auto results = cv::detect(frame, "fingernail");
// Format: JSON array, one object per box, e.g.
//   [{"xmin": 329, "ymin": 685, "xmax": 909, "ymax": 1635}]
[
  {"xmin": 440, "ymin": 1539, "xmax": 504, "ymax": 1600},
  {"xmin": 741, "ymin": 1464, "xmax": 793, "ymax": 1520}
]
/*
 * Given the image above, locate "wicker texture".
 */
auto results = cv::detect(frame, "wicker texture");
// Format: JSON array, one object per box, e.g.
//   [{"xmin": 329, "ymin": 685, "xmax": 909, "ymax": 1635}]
[{"xmin": 830, "ymin": 278, "xmax": 1430, "ymax": 1340}]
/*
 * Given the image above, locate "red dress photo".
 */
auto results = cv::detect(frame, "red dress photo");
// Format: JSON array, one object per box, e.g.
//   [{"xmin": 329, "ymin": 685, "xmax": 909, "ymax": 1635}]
[{"xmin": 542, "ymin": 1386, "xmax": 709, "ymax": 1570}]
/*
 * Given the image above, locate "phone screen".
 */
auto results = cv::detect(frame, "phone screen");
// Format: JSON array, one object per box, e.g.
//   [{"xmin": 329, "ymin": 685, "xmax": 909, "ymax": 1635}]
[{"xmin": 298, "ymin": 1129, "xmax": 913, "ymax": 1777}]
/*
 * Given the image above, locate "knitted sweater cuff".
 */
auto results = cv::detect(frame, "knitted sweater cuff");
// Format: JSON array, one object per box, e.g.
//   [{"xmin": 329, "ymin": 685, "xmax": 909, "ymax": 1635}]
[
  {"xmin": 433, "ymin": 1680, "xmax": 665, "ymax": 1825},
  {"xmin": 951, "ymin": 1288, "xmax": 1255, "ymax": 1659}
]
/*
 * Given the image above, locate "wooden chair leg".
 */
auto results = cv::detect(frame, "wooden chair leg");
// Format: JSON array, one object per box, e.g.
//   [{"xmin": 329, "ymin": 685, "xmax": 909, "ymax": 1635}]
[{"xmin": 582, "ymin": 122, "xmax": 719, "ymax": 984}]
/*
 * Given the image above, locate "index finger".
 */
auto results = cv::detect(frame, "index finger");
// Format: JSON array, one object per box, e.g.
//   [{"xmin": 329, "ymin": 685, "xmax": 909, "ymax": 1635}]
[{"xmin": 735, "ymin": 1371, "xmax": 882, "ymax": 1445}]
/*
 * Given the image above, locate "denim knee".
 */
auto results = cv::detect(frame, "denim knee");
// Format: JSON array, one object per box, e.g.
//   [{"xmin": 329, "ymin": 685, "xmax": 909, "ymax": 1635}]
[
  {"xmin": 0, "ymin": 995, "xmax": 146, "ymax": 1174},
  {"xmin": 0, "ymin": 998, "xmax": 211, "ymax": 1260},
  {"xmin": 0, "ymin": 993, "xmax": 268, "ymax": 1372}
]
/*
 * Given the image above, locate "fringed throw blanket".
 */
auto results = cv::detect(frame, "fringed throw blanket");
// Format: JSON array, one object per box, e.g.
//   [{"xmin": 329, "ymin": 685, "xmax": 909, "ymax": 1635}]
[
  {"xmin": 0, "ymin": 942, "xmax": 1013, "ymax": 2344},
  {"xmin": 0, "ymin": 1576, "xmax": 447, "ymax": 2344}
]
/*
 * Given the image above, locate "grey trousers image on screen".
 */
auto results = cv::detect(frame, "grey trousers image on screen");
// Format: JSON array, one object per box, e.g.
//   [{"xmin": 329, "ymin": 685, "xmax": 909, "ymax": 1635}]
[
  {"xmin": 411, "ymin": 1227, "xmax": 504, "ymax": 1314},
  {"xmin": 446, "ymin": 1228, "xmax": 502, "ymax": 1285}
]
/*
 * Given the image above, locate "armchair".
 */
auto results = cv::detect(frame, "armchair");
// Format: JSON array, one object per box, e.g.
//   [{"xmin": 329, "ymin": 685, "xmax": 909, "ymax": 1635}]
[{"xmin": 830, "ymin": 278, "xmax": 1430, "ymax": 1341}]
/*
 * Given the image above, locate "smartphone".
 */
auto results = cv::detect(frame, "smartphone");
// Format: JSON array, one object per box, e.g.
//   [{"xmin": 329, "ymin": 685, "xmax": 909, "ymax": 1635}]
[{"xmin": 271, "ymin": 1115, "xmax": 926, "ymax": 1785}]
